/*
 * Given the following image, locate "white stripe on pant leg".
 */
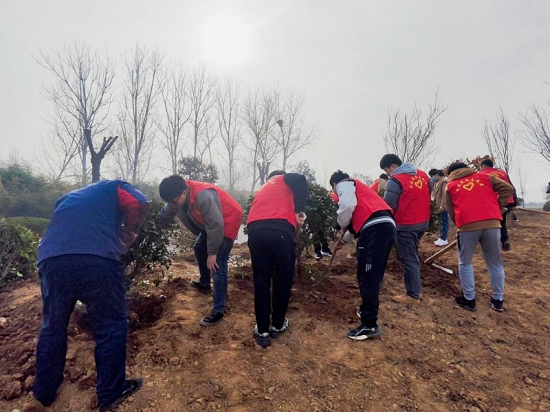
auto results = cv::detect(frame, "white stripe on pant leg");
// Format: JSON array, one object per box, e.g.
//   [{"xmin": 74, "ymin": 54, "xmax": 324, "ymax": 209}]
[{"xmin": 365, "ymin": 263, "xmax": 372, "ymax": 272}]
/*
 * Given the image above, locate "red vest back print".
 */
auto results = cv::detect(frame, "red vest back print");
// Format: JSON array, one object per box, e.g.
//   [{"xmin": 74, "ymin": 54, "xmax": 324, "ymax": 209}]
[
  {"xmin": 186, "ymin": 181, "xmax": 243, "ymax": 240},
  {"xmin": 391, "ymin": 170, "xmax": 430, "ymax": 225},
  {"xmin": 479, "ymin": 167, "xmax": 514, "ymax": 205},
  {"xmin": 247, "ymin": 175, "xmax": 297, "ymax": 227},
  {"xmin": 349, "ymin": 179, "xmax": 392, "ymax": 233},
  {"xmin": 447, "ymin": 172, "xmax": 502, "ymax": 228}
]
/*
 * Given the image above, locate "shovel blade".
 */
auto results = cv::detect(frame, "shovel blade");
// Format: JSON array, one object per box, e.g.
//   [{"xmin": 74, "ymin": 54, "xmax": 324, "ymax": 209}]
[{"xmin": 431, "ymin": 263, "xmax": 453, "ymax": 274}]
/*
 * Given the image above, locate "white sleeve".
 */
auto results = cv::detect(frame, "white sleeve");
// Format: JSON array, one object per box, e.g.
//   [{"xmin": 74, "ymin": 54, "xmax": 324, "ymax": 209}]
[{"xmin": 336, "ymin": 181, "xmax": 357, "ymax": 229}]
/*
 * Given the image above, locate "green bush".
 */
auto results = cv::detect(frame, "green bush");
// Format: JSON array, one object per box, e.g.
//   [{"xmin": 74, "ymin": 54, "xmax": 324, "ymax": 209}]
[
  {"xmin": 428, "ymin": 201, "xmax": 440, "ymax": 233},
  {"xmin": 6, "ymin": 217, "xmax": 51, "ymax": 235},
  {"xmin": 121, "ymin": 201, "xmax": 180, "ymax": 283},
  {"xmin": 0, "ymin": 220, "xmax": 38, "ymax": 287},
  {"xmin": 544, "ymin": 201, "xmax": 550, "ymax": 212}
]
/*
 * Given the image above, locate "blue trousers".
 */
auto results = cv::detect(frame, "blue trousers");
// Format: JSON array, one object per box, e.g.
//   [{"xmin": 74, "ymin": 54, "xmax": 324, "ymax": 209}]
[
  {"xmin": 34, "ymin": 254, "xmax": 129, "ymax": 408},
  {"xmin": 438, "ymin": 211, "xmax": 449, "ymax": 241},
  {"xmin": 194, "ymin": 232, "xmax": 234, "ymax": 313}
]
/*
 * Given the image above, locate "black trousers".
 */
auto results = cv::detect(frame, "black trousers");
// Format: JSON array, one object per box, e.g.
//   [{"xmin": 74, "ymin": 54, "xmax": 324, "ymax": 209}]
[
  {"xmin": 248, "ymin": 228, "xmax": 296, "ymax": 334},
  {"xmin": 500, "ymin": 211, "xmax": 509, "ymax": 244},
  {"xmin": 356, "ymin": 222, "xmax": 396, "ymax": 328}
]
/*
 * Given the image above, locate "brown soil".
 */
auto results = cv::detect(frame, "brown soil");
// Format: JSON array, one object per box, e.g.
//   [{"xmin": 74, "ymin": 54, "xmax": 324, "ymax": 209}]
[{"xmin": 1, "ymin": 210, "xmax": 549, "ymax": 411}]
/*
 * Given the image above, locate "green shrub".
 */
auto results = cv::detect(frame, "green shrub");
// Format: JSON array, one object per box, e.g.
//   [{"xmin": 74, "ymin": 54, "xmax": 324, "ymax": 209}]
[
  {"xmin": 0, "ymin": 220, "xmax": 38, "ymax": 287},
  {"xmin": 544, "ymin": 200, "xmax": 550, "ymax": 212},
  {"xmin": 121, "ymin": 201, "xmax": 180, "ymax": 283},
  {"xmin": 428, "ymin": 201, "xmax": 439, "ymax": 233},
  {"xmin": 6, "ymin": 217, "xmax": 51, "ymax": 235}
]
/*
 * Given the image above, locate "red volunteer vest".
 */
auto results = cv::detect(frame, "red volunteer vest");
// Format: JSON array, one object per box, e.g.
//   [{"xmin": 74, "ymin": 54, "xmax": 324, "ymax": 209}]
[
  {"xmin": 186, "ymin": 181, "xmax": 243, "ymax": 240},
  {"xmin": 370, "ymin": 179, "xmax": 380, "ymax": 193},
  {"xmin": 391, "ymin": 169, "xmax": 430, "ymax": 225},
  {"xmin": 247, "ymin": 175, "xmax": 297, "ymax": 227},
  {"xmin": 479, "ymin": 167, "xmax": 514, "ymax": 205},
  {"xmin": 349, "ymin": 179, "xmax": 392, "ymax": 233},
  {"xmin": 447, "ymin": 172, "xmax": 503, "ymax": 228}
]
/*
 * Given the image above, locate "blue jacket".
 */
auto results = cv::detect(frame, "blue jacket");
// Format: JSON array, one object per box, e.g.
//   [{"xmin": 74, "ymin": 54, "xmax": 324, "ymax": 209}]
[{"xmin": 38, "ymin": 180, "xmax": 148, "ymax": 263}]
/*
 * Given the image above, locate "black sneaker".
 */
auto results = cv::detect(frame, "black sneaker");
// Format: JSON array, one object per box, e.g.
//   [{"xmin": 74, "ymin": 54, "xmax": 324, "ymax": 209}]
[
  {"xmin": 269, "ymin": 318, "xmax": 289, "ymax": 338},
  {"xmin": 254, "ymin": 325, "xmax": 271, "ymax": 348},
  {"xmin": 99, "ymin": 378, "xmax": 143, "ymax": 412},
  {"xmin": 502, "ymin": 241, "xmax": 511, "ymax": 251},
  {"xmin": 455, "ymin": 295, "xmax": 476, "ymax": 311},
  {"xmin": 315, "ymin": 251, "xmax": 322, "ymax": 261},
  {"xmin": 199, "ymin": 310, "xmax": 224, "ymax": 326},
  {"xmin": 190, "ymin": 280, "xmax": 212, "ymax": 294},
  {"xmin": 321, "ymin": 249, "xmax": 333, "ymax": 257},
  {"xmin": 512, "ymin": 214, "xmax": 518, "ymax": 221},
  {"xmin": 490, "ymin": 298, "xmax": 504, "ymax": 312},
  {"xmin": 347, "ymin": 324, "xmax": 381, "ymax": 341}
]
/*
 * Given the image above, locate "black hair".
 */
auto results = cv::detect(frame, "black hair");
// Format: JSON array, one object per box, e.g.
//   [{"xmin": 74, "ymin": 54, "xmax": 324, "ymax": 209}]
[
  {"xmin": 159, "ymin": 175, "xmax": 187, "ymax": 202},
  {"xmin": 329, "ymin": 170, "xmax": 350, "ymax": 186},
  {"xmin": 480, "ymin": 158, "xmax": 494, "ymax": 168},
  {"xmin": 379, "ymin": 154, "xmax": 402, "ymax": 169},
  {"xmin": 267, "ymin": 170, "xmax": 285, "ymax": 179},
  {"xmin": 447, "ymin": 162, "xmax": 468, "ymax": 174},
  {"xmin": 379, "ymin": 173, "xmax": 389, "ymax": 180},
  {"xmin": 428, "ymin": 169, "xmax": 444, "ymax": 177}
]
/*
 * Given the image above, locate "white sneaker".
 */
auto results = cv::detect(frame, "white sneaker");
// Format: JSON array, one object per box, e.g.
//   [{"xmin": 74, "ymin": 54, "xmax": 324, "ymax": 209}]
[
  {"xmin": 434, "ymin": 238, "xmax": 442, "ymax": 244},
  {"xmin": 435, "ymin": 239, "xmax": 449, "ymax": 247}
]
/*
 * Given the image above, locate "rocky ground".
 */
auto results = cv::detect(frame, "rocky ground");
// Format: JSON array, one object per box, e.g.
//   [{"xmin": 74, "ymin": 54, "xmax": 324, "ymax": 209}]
[{"xmin": 1, "ymin": 210, "xmax": 549, "ymax": 411}]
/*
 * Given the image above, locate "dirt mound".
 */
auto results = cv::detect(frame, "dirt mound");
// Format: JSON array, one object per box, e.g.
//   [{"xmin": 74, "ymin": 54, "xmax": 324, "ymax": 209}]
[{"xmin": 2, "ymin": 210, "xmax": 550, "ymax": 411}]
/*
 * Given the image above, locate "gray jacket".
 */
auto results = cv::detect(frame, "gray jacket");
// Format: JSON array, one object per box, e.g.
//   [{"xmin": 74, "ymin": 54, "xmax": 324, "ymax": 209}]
[{"xmin": 157, "ymin": 188, "xmax": 225, "ymax": 255}]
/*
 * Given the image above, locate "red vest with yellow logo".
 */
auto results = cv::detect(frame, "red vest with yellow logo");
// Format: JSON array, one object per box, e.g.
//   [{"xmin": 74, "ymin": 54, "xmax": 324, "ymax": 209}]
[
  {"xmin": 186, "ymin": 181, "xmax": 243, "ymax": 240},
  {"xmin": 247, "ymin": 175, "xmax": 297, "ymax": 227},
  {"xmin": 391, "ymin": 170, "xmax": 430, "ymax": 225},
  {"xmin": 479, "ymin": 167, "xmax": 514, "ymax": 205},
  {"xmin": 349, "ymin": 179, "xmax": 392, "ymax": 233},
  {"xmin": 447, "ymin": 172, "xmax": 502, "ymax": 228}
]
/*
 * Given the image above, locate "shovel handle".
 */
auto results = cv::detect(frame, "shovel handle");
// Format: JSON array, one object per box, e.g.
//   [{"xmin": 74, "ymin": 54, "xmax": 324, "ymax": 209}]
[{"xmin": 424, "ymin": 239, "xmax": 457, "ymax": 265}]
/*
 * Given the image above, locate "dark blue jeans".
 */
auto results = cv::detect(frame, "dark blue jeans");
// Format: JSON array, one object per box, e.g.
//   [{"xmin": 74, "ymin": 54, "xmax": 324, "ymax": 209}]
[
  {"xmin": 193, "ymin": 232, "xmax": 234, "ymax": 313},
  {"xmin": 34, "ymin": 255, "xmax": 129, "ymax": 408},
  {"xmin": 438, "ymin": 211, "xmax": 449, "ymax": 241}
]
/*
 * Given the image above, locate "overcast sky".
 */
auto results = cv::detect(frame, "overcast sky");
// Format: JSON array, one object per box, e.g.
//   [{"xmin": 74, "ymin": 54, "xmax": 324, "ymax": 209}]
[{"xmin": 1, "ymin": 0, "xmax": 550, "ymax": 201}]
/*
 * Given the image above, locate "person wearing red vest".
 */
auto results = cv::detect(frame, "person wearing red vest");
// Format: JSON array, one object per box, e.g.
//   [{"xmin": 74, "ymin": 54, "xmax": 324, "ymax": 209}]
[
  {"xmin": 246, "ymin": 170, "xmax": 308, "ymax": 348},
  {"xmin": 445, "ymin": 162, "xmax": 514, "ymax": 312},
  {"xmin": 329, "ymin": 170, "xmax": 396, "ymax": 340},
  {"xmin": 380, "ymin": 154, "xmax": 431, "ymax": 305},
  {"xmin": 370, "ymin": 173, "xmax": 389, "ymax": 196},
  {"xmin": 479, "ymin": 158, "xmax": 517, "ymax": 251},
  {"xmin": 157, "ymin": 175, "xmax": 243, "ymax": 326}
]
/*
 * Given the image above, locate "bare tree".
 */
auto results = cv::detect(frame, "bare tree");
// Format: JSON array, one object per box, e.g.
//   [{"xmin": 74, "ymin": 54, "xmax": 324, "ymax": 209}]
[
  {"xmin": 215, "ymin": 77, "xmax": 243, "ymax": 192},
  {"xmin": 159, "ymin": 64, "xmax": 190, "ymax": 174},
  {"xmin": 520, "ymin": 103, "xmax": 550, "ymax": 164},
  {"xmin": 40, "ymin": 107, "xmax": 82, "ymax": 181},
  {"xmin": 384, "ymin": 92, "xmax": 447, "ymax": 168},
  {"xmin": 116, "ymin": 45, "xmax": 162, "ymax": 183},
  {"xmin": 187, "ymin": 66, "xmax": 217, "ymax": 159},
  {"xmin": 483, "ymin": 105, "xmax": 514, "ymax": 173},
  {"xmin": 242, "ymin": 89, "xmax": 280, "ymax": 191},
  {"xmin": 275, "ymin": 91, "xmax": 316, "ymax": 170},
  {"xmin": 514, "ymin": 160, "xmax": 527, "ymax": 207},
  {"xmin": 85, "ymin": 129, "xmax": 118, "ymax": 182},
  {"xmin": 38, "ymin": 43, "xmax": 115, "ymax": 184}
]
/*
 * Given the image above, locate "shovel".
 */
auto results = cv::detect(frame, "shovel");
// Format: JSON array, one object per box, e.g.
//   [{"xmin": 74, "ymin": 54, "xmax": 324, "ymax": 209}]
[
  {"xmin": 424, "ymin": 239, "xmax": 457, "ymax": 274},
  {"xmin": 325, "ymin": 231, "xmax": 347, "ymax": 276}
]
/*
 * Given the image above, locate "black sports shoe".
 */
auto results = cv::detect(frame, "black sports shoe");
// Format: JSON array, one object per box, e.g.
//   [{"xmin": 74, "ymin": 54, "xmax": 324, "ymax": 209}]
[
  {"xmin": 321, "ymin": 249, "xmax": 333, "ymax": 257},
  {"xmin": 490, "ymin": 298, "xmax": 504, "ymax": 312},
  {"xmin": 190, "ymin": 280, "xmax": 212, "ymax": 294},
  {"xmin": 455, "ymin": 295, "xmax": 476, "ymax": 311},
  {"xmin": 347, "ymin": 324, "xmax": 381, "ymax": 341},
  {"xmin": 315, "ymin": 251, "xmax": 322, "ymax": 261},
  {"xmin": 502, "ymin": 241, "xmax": 511, "ymax": 251},
  {"xmin": 199, "ymin": 310, "xmax": 224, "ymax": 326},
  {"xmin": 254, "ymin": 325, "xmax": 271, "ymax": 348},
  {"xmin": 99, "ymin": 378, "xmax": 143, "ymax": 412},
  {"xmin": 269, "ymin": 318, "xmax": 289, "ymax": 338}
]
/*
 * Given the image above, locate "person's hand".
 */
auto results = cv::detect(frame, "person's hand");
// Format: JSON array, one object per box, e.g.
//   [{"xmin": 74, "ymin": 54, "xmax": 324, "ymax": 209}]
[
  {"xmin": 207, "ymin": 254, "xmax": 219, "ymax": 272},
  {"xmin": 296, "ymin": 212, "xmax": 307, "ymax": 225},
  {"xmin": 439, "ymin": 207, "xmax": 445, "ymax": 212},
  {"xmin": 120, "ymin": 230, "xmax": 138, "ymax": 248}
]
